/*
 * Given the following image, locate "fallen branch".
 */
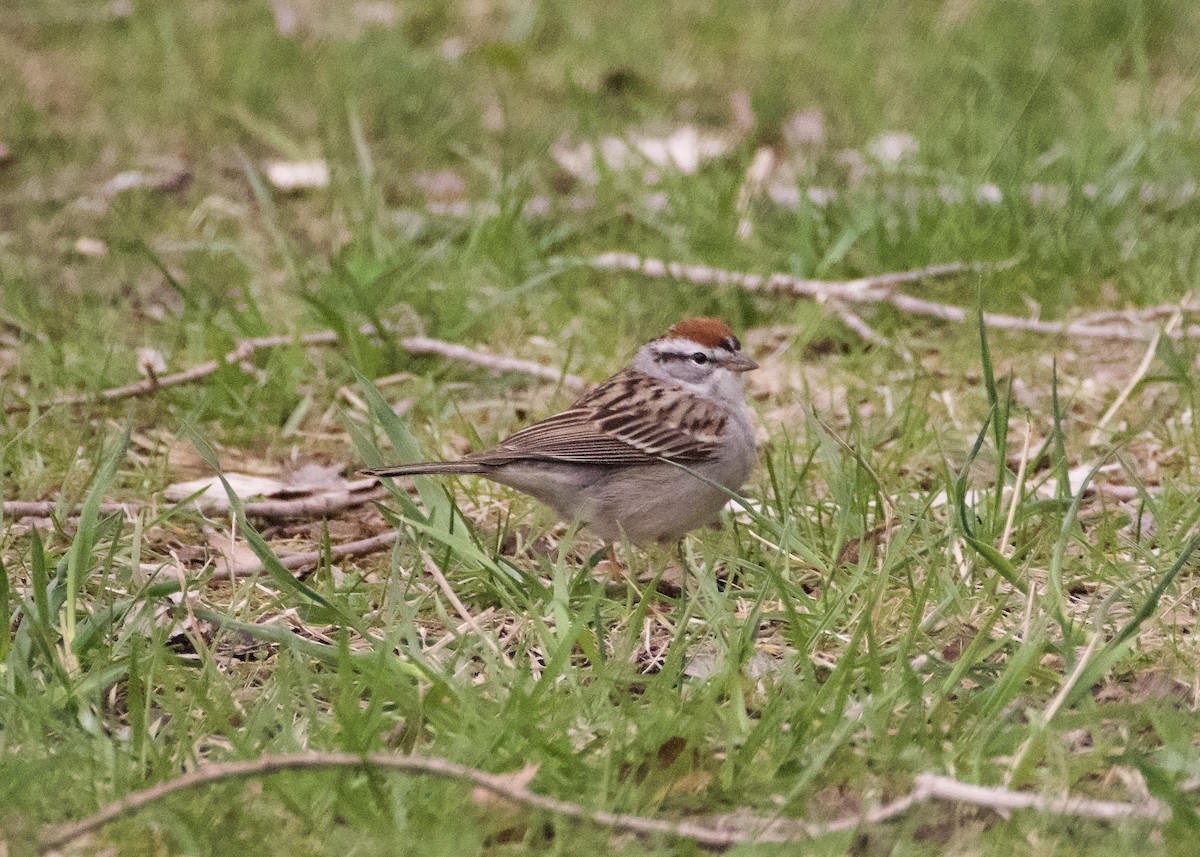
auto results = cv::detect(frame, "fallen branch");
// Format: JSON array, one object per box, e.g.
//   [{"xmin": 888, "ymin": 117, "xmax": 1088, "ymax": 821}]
[
  {"xmin": 910, "ymin": 773, "xmax": 1169, "ymax": 821},
  {"xmin": 211, "ymin": 531, "xmax": 399, "ymax": 582},
  {"xmin": 590, "ymin": 252, "xmax": 1200, "ymax": 342},
  {"xmin": 399, "ymin": 334, "xmax": 586, "ymax": 392},
  {"xmin": 3, "ymin": 486, "xmax": 389, "ymax": 522},
  {"xmin": 6, "ymin": 325, "xmax": 586, "ymax": 413},
  {"xmin": 38, "ymin": 752, "xmax": 1174, "ymax": 852}
]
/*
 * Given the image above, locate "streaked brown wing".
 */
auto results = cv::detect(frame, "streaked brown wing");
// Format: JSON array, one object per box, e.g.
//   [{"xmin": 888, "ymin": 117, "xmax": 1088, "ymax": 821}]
[{"xmin": 465, "ymin": 370, "xmax": 727, "ymax": 466}]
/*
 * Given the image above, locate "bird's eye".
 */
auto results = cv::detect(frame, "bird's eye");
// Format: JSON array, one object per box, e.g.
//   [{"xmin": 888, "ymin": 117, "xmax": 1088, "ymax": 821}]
[{"xmin": 691, "ymin": 352, "xmax": 709, "ymax": 364}]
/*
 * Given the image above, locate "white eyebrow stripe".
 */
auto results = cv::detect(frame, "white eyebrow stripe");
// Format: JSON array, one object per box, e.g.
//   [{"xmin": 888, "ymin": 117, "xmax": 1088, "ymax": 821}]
[{"xmin": 654, "ymin": 339, "xmax": 724, "ymax": 355}]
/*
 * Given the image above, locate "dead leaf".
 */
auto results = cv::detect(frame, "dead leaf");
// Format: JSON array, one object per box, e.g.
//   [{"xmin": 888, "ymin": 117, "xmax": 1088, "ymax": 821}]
[
  {"xmin": 354, "ymin": 1, "xmax": 398, "ymax": 25},
  {"xmin": 165, "ymin": 473, "xmax": 286, "ymax": 503},
  {"xmin": 1034, "ymin": 461, "xmax": 1122, "ymax": 499},
  {"xmin": 783, "ymin": 109, "xmax": 826, "ymax": 147},
  {"xmin": 941, "ymin": 624, "xmax": 979, "ymax": 664},
  {"xmin": 553, "ymin": 125, "xmax": 731, "ymax": 185},
  {"xmin": 661, "ymin": 769, "xmax": 714, "ymax": 797},
  {"xmin": 282, "ymin": 462, "xmax": 349, "ymax": 495},
  {"xmin": 74, "ymin": 237, "xmax": 107, "ymax": 257},
  {"xmin": 264, "ymin": 160, "xmax": 329, "ymax": 191},
  {"xmin": 551, "ymin": 137, "xmax": 602, "ymax": 183},
  {"xmin": 101, "ymin": 168, "xmax": 191, "ymax": 197},
  {"xmin": 656, "ymin": 736, "xmax": 688, "ymax": 769},
  {"xmin": 136, "ymin": 347, "xmax": 167, "ymax": 379},
  {"xmin": 1095, "ymin": 669, "xmax": 1192, "ymax": 705},
  {"xmin": 411, "ymin": 168, "xmax": 466, "ymax": 202},
  {"xmin": 270, "ymin": 0, "xmax": 395, "ymax": 39},
  {"xmin": 730, "ymin": 90, "xmax": 755, "ymax": 133},
  {"xmin": 683, "ymin": 651, "xmax": 717, "ymax": 679},
  {"xmin": 836, "ymin": 526, "xmax": 887, "ymax": 566},
  {"xmin": 867, "ymin": 131, "xmax": 919, "ymax": 165},
  {"xmin": 747, "ymin": 651, "xmax": 785, "ymax": 679},
  {"xmin": 203, "ymin": 525, "xmax": 261, "ymax": 577},
  {"xmin": 1062, "ymin": 728, "xmax": 1092, "ymax": 752},
  {"xmin": 633, "ymin": 125, "xmax": 730, "ymax": 174},
  {"xmin": 163, "ymin": 437, "xmax": 211, "ymax": 478}
]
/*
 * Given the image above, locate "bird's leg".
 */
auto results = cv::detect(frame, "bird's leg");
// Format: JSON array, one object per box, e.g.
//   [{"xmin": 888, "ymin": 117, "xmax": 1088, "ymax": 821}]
[{"xmin": 596, "ymin": 543, "xmax": 633, "ymax": 589}]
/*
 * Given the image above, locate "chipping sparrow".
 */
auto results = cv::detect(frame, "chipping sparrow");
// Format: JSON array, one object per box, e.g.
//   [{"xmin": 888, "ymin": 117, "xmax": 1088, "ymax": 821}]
[{"xmin": 363, "ymin": 318, "xmax": 758, "ymax": 545}]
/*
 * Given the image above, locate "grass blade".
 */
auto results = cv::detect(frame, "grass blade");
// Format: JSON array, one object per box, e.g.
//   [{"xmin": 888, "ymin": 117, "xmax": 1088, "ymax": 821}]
[
  {"xmin": 180, "ymin": 423, "xmax": 359, "ymax": 624},
  {"xmin": 353, "ymin": 368, "xmax": 463, "ymax": 531},
  {"xmin": 63, "ymin": 426, "xmax": 130, "ymax": 655},
  {"xmin": 0, "ymin": 553, "xmax": 11, "ymax": 663}
]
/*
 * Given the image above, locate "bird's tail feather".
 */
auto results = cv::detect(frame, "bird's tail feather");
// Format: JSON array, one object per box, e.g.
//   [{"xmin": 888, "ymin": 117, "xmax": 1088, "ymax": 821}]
[{"xmin": 361, "ymin": 461, "xmax": 490, "ymax": 478}]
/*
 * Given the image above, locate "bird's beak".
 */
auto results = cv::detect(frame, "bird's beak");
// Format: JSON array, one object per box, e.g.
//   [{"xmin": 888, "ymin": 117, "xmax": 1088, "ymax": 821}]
[{"xmin": 724, "ymin": 353, "xmax": 759, "ymax": 373}]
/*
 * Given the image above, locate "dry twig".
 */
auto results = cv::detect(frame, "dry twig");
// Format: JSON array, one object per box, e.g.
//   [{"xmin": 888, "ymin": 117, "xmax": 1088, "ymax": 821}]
[
  {"xmin": 38, "ymin": 752, "xmax": 1175, "ymax": 852},
  {"xmin": 209, "ymin": 531, "xmax": 399, "ymax": 583},
  {"xmin": 400, "ymin": 334, "xmax": 586, "ymax": 392},
  {"xmin": 5, "ymin": 325, "xmax": 586, "ymax": 413},
  {"xmin": 2, "ymin": 486, "xmax": 390, "ymax": 522},
  {"xmin": 590, "ymin": 252, "xmax": 1200, "ymax": 342}
]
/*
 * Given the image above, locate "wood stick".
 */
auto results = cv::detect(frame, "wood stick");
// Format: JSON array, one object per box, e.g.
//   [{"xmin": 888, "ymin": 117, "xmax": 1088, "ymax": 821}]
[
  {"xmin": 38, "ymin": 752, "xmax": 1172, "ymax": 852},
  {"xmin": 210, "ymin": 531, "xmax": 399, "ymax": 582},
  {"xmin": 2, "ymin": 487, "xmax": 390, "ymax": 522},
  {"xmin": 590, "ymin": 252, "xmax": 1200, "ymax": 341},
  {"xmin": 5, "ymin": 325, "xmax": 586, "ymax": 413},
  {"xmin": 399, "ymin": 334, "xmax": 586, "ymax": 391}
]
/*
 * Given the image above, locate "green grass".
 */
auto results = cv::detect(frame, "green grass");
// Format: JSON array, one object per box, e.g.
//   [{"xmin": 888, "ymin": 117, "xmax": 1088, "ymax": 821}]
[{"xmin": 3, "ymin": 0, "xmax": 1200, "ymax": 854}]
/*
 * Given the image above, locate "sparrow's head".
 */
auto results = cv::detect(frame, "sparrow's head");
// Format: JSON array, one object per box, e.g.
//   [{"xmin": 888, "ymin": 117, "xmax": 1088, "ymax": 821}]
[{"xmin": 634, "ymin": 317, "xmax": 757, "ymax": 401}]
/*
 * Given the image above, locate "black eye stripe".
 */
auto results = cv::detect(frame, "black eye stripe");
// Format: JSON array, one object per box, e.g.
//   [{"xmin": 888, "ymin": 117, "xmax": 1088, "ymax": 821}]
[{"xmin": 654, "ymin": 347, "xmax": 726, "ymax": 365}]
